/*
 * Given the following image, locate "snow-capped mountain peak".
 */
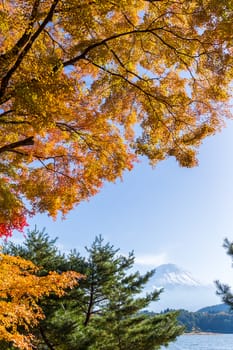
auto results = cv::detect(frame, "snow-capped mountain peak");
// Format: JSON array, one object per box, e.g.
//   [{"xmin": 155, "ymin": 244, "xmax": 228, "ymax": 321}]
[{"xmin": 152, "ymin": 263, "xmax": 201, "ymax": 288}]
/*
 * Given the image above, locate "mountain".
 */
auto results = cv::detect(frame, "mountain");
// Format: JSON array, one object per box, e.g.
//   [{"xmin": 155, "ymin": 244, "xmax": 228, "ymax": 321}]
[
  {"xmin": 151, "ymin": 263, "xmax": 201, "ymax": 288},
  {"xmin": 146, "ymin": 263, "xmax": 221, "ymax": 312},
  {"xmin": 198, "ymin": 303, "xmax": 230, "ymax": 314}
]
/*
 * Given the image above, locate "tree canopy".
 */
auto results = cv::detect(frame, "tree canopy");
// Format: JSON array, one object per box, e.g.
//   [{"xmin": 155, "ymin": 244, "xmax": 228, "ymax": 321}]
[{"xmin": 0, "ymin": 0, "xmax": 233, "ymax": 235}]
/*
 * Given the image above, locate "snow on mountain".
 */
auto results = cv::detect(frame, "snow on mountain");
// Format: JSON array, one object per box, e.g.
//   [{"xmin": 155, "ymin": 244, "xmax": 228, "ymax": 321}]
[
  {"xmin": 152, "ymin": 263, "xmax": 202, "ymax": 288},
  {"xmin": 145, "ymin": 264, "xmax": 220, "ymax": 312}
]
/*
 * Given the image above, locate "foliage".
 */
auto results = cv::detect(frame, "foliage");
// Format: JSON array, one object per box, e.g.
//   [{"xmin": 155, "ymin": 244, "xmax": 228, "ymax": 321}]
[
  {"xmin": 0, "ymin": 0, "xmax": 233, "ymax": 235},
  {"xmin": 3, "ymin": 226, "xmax": 67, "ymax": 273},
  {"xmin": 0, "ymin": 250, "xmax": 81, "ymax": 350},
  {"xmin": 216, "ymin": 238, "xmax": 233, "ymax": 313},
  {"xmin": 3, "ymin": 229, "xmax": 184, "ymax": 349}
]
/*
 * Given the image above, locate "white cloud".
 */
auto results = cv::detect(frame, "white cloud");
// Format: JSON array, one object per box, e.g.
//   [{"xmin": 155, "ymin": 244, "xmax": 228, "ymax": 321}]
[{"xmin": 135, "ymin": 253, "xmax": 168, "ymax": 267}]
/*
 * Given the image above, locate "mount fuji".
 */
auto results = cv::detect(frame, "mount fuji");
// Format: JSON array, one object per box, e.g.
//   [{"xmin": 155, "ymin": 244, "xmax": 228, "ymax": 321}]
[
  {"xmin": 146, "ymin": 264, "xmax": 220, "ymax": 312},
  {"xmin": 151, "ymin": 263, "xmax": 201, "ymax": 287}
]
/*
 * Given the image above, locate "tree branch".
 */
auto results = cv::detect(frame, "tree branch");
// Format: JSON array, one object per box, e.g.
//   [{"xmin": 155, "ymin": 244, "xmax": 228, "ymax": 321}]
[
  {"xmin": 62, "ymin": 27, "xmax": 165, "ymax": 68},
  {"xmin": 0, "ymin": 136, "xmax": 34, "ymax": 154}
]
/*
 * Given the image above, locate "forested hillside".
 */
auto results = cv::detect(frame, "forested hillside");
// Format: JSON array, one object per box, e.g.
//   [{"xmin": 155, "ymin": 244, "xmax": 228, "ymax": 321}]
[
  {"xmin": 144, "ymin": 303, "xmax": 233, "ymax": 334},
  {"xmin": 178, "ymin": 309, "xmax": 233, "ymax": 333}
]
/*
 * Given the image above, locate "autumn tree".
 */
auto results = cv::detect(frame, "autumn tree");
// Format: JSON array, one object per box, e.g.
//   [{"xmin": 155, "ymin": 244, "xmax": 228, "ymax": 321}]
[
  {"xmin": 0, "ymin": 251, "xmax": 81, "ymax": 350},
  {"xmin": 3, "ymin": 231, "xmax": 184, "ymax": 350},
  {"xmin": 0, "ymin": 0, "xmax": 233, "ymax": 235}
]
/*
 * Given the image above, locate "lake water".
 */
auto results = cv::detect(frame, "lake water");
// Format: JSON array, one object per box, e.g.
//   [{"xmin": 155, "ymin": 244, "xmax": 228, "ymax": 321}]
[{"xmin": 161, "ymin": 334, "xmax": 233, "ymax": 349}]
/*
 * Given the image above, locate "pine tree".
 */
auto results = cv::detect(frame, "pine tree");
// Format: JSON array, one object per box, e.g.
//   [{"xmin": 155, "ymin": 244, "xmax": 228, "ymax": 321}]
[
  {"xmin": 216, "ymin": 238, "xmax": 233, "ymax": 309},
  {"xmin": 3, "ymin": 226, "xmax": 66, "ymax": 273},
  {"xmin": 72, "ymin": 235, "xmax": 184, "ymax": 350}
]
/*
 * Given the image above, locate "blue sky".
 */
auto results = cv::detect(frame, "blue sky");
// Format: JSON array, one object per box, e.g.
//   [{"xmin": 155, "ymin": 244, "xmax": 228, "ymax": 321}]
[{"xmin": 9, "ymin": 120, "xmax": 233, "ymax": 287}]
